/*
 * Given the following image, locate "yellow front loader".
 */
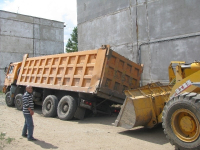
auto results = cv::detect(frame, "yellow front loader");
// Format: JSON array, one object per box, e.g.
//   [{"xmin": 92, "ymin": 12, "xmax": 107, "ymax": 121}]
[{"xmin": 114, "ymin": 61, "xmax": 200, "ymax": 150}]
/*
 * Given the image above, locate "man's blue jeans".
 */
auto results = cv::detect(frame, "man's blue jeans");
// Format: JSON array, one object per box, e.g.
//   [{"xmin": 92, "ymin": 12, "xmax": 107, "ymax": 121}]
[{"xmin": 22, "ymin": 114, "xmax": 34, "ymax": 139}]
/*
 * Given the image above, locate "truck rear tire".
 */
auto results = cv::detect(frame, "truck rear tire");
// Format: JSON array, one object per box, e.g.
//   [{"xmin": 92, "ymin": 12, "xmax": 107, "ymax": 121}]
[
  {"xmin": 42, "ymin": 95, "xmax": 58, "ymax": 117},
  {"xmin": 5, "ymin": 91, "xmax": 14, "ymax": 107},
  {"xmin": 15, "ymin": 94, "xmax": 23, "ymax": 110},
  {"xmin": 162, "ymin": 92, "xmax": 200, "ymax": 150},
  {"xmin": 57, "ymin": 96, "xmax": 77, "ymax": 120}
]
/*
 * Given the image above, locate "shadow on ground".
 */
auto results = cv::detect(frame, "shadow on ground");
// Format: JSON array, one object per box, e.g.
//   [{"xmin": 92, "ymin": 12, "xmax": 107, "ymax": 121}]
[
  {"xmin": 32, "ymin": 103, "xmax": 169, "ymax": 146},
  {"xmin": 76, "ymin": 113, "xmax": 118, "ymax": 126},
  {"xmin": 33, "ymin": 139, "xmax": 58, "ymax": 149},
  {"xmin": 77, "ymin": 114, "xmax": 170, "ymax": 146},
  {"xmin": 118, "ymin": 124, "xmax": 169, "ymax": 145},
  {"xmin": 16, "ymin": 99, "xmax": 170, "ymax": 146},
  {"xmin": 34, "ymin": 105, "xmax": 120, "ymax": 126},
  {"xmin": 34, "ymin": 105, "xmax": 43, "ymax": 115}
]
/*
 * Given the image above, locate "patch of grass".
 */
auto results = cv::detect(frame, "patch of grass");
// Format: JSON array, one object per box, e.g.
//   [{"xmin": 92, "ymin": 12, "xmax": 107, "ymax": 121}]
[
  {"xmin": 0, "ymin": 132, "xmax": 6, "ymax": 140},
  {"xmin": 6, "ymin": 137, "xmax": 15, "ymax": 144},
  {"xmin": 0, "ymin": 132, "xmax": 15, "ymax": 148}
]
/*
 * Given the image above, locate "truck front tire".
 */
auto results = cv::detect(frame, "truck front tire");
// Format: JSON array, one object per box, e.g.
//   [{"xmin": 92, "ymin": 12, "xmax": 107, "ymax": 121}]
[
  {"xmin": 5, "ymin": 91, "xmax": 14, "ymax": 107},
  {"xmin": 15, "ymin": 94, "xmax": 23, "ymax": 110},
  {"xmin": 57, "ymin": 96, "xmax": 77, "ymax": 120},
  {"xmin": 162, "ymin": 93, "xmax": 200, "ymax": 150},
  {"xmin": 42, "ymin": 95, "xmax": 58, "ymax": 117}
]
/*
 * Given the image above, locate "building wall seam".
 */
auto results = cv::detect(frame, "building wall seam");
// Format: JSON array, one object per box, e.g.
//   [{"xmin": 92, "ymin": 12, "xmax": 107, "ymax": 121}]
[{"xmin": 0, "ymin": 17, "xmax": 64, "ymax": 29}]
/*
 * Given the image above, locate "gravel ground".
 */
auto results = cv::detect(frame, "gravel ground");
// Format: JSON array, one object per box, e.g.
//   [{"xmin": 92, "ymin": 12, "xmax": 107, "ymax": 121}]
[{"xmin": 0, "ymin": 93, "xmax": 175, "ymax": 150}]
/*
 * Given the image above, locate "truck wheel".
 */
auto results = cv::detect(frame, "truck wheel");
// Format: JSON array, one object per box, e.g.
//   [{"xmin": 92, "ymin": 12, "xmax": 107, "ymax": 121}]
[
  {"xmin": 42, "ymin": 95, "xmax": 58, "ymax": 117},
  {"xmin": 57, "ymin": 96, "xmax": 77, "ymax": 120},
  {"xmin": 5, "ymin": 92, "xmax": 14, "ymax": 107},
  {"xmin": 15, "ymin": 94, "xmax": 23, "ymax": 110},
  {"xmin": 162, "ymin": 93, "xmax": 200, "ymax": 150}
]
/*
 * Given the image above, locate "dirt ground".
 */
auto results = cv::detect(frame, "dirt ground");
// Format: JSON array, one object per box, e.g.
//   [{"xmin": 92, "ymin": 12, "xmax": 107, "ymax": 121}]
[{"xmin": 0, "ymin": 93, "xmax": 175, "ymax": 150}]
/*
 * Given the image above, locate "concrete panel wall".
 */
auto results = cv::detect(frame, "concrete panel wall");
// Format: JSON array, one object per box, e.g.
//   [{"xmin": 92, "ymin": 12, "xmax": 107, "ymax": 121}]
[
  {"xmin": 77, "ymin": 0, "xmax": 130, "ymax": 24},
  {"xmin": 141, "ymin": 36, "xmax": 200, "ymax": 85},
  {"xmin": 147, "ymin": 0, "xmax": 200, "ymax": 40},
  {"xmin": 0, "ymin": 71, "xmax": 6, "ymax": 91},
  {"xmin": 78, "ymin": 9, "xmax": 133, "ymax": 47},
  {"xmin": 0, "ymin": 10, "xmax": 64, "ymax": 90},
  {"xmin": 0, "ymin": 18, "xmax": 33, "ymax": 38},
  {"xmin": 0, "ymin": 10, "xmax": 34, "ymax": 23},
  {"xmin": 77, "ymin": 0, "xmax": 200, "ymax": 85},
  {"xmin": 34, "ymin": 40, "xmax": 64, "ymax": 56}
]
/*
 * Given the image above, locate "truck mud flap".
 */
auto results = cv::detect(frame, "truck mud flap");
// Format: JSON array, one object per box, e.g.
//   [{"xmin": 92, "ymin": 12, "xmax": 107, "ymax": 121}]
[{"xmin": 74, "ymin": 107, "xmax": 86, "ymax": 120}]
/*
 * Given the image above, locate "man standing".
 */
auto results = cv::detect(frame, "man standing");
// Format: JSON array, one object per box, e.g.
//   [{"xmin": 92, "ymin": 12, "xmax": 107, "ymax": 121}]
[{"xmin": 22, "ymin": 85, "xmax": 36, "ymax": 141}]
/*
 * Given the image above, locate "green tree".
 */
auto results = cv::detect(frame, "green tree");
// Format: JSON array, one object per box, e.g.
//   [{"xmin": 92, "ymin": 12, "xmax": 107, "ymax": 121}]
[{"xmin": 66, "ymin": 26, "xmax": 78, "ymax": 53}]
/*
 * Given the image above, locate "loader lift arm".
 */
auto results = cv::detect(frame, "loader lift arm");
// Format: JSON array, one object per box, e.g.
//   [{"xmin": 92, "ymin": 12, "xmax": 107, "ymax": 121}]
[{"xmin": 114, "ymin": 61, "xmax": 200, "ymax": 150}]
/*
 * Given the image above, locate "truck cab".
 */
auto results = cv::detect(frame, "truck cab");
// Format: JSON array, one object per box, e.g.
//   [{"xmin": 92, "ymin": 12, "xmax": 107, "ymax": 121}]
[
  {"xmin": 3, "ymin": 62, "xmax": 22, "ymax": 93},
  {"xmin": 3, "ymin": 62, "xmax": 22, "ymax": 107}
]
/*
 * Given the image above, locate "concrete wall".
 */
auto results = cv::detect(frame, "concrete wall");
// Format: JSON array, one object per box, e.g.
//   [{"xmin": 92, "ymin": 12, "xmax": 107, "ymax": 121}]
[
  {"xmin": 0, "ymin": 10, "xmax": 64, "ymax": 90},
  {"xmin": 77, "ymin": 0, "xmax": 200, "ymax": 85}
]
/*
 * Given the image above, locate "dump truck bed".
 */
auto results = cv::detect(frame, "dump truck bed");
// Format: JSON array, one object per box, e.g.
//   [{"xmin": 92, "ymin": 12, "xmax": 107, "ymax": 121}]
[{"xmin": 17, "ymin": 46, "xmax": 143, "ymax": 103}]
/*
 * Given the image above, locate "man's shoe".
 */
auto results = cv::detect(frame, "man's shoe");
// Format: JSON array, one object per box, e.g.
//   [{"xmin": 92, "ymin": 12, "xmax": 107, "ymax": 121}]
[
  {"xmin": 22, "ymin": 134, "xmax": 27, "ymax": 137},
  {"xmin": 28, "ymin": 137, "xmax": 37, "ymax": 141}
]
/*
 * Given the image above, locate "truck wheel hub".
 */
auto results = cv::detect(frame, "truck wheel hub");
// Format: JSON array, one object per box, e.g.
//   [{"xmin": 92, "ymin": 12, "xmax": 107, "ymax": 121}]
[
  {"xmin": 180, "ymin": 116, "xmax": 195, "ymax": 132},
  {"xmin": 16, "ymin": 99, "xmax": 21, "ymax": 105},
  {"xmin": 47, "ymin": 103, "xmax": 51, "ymax": 110},
  {"xmin": 63, "ymin": 104, "xmax": 69, "ymax": 112},
  {"xmin": 171, "ymin": 109, "xmax": 200, "ymax": 142}
]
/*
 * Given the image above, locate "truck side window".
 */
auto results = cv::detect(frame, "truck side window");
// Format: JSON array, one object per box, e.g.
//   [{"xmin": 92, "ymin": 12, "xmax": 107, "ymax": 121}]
[{"xmin": 9, "ymin": 66, "xmax": 14, "ymax": 74}]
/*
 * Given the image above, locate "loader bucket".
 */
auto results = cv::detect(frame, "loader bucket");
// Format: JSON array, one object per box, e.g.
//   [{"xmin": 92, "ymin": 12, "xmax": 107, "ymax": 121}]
[{"xmin": 114, "ymin": 82, "xmax": 173, "ymax": 129}]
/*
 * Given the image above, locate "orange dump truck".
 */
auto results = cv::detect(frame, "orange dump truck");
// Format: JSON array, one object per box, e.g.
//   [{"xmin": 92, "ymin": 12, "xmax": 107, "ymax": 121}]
[{"xmin": 3, "ymin": 45, "xmax": 143, "ymax": 120}]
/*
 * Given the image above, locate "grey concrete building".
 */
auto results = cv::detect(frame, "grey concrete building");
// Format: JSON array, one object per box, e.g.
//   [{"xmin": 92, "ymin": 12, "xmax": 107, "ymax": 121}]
[
  {"xmin": 77, "ymin": 0, "xmax": 200, "ymax": 85},
  {"xmin": 0, "ymin": 10, "xmax": 64, "ymax": 90}
]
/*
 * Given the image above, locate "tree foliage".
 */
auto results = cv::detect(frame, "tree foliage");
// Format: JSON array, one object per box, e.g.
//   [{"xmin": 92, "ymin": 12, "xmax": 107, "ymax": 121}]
[{"xmin": 65, "ymin": 27, "xmax": 78, "ymax": 53}]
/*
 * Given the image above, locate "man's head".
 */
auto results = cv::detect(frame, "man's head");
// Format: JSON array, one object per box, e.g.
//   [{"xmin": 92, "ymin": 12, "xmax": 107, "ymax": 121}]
[{"xmin": 26, "ymin": 85, "xmax": 33, "ymax": 93}]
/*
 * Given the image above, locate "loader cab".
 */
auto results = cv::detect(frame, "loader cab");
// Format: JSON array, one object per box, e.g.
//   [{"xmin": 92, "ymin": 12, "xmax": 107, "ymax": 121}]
[
  {"xmin": 181, "ymin": 61, "xmax": 200, "ymax": 78},
  {"xmin": 168, "ymin": 61, "xmax": 200, "ymax": 84},
  {"xmin": 3, "ymin": 62, "xmax": 22, "ymax": 93}
]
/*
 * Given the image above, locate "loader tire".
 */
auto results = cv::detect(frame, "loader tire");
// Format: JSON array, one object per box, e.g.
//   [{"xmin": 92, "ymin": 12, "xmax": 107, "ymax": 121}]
[
  {"xmin": 162, "ymin": 92, "xmax": 200, "ymax": 150},
  {"xmin": 57, "ymin": 96, "xmax": 77, "ymax": 120},
  {"xmin": 5, "ymin": 91, "xmax": 14, "ymax": 107},
  {"xmin": 15, "ymin": 94, "xmax": 23, "ymax": 110},
  {"xmin": 42, "ymin": 95, "xmax": 58, "ymax": 117}
]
